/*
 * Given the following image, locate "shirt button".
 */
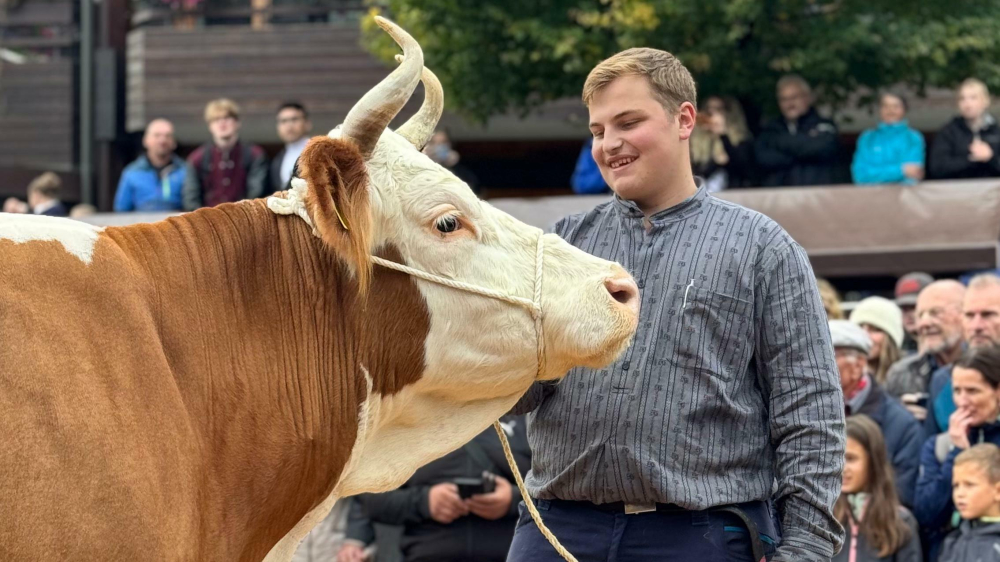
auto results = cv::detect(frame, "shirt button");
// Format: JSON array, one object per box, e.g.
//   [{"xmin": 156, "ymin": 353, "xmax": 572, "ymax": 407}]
[
  {"xmin": 622, "ymin": 361, "xmax": 630, "ymax": 371},
  {"xmin": 222, "ymin": 177, "xmax": 231, "ymax": 186},
  {"xmin": 636, "ymin": 280, "xmax": 645, "ymax": 289}
]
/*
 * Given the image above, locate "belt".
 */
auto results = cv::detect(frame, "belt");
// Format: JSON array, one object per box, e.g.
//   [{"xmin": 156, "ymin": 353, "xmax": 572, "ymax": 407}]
[{"xmin": 537, "ymin": 498, "xmax": 769, "ymax": 562}]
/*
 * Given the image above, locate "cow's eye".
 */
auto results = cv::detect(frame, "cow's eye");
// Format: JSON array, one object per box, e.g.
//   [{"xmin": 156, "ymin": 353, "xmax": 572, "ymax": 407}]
[{"xmin": 435, "ymin": 215, "xmax": 461, "ymax": 234}]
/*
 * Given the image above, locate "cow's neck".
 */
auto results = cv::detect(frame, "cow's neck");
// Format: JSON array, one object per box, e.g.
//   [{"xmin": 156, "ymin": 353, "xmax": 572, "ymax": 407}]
[{"xmin": 105, "ymin": 201, "xmax": 427, "ymax": 559}]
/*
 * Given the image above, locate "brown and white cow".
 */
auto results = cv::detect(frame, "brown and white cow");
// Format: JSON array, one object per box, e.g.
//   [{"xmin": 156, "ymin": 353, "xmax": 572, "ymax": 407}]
[{"xmin": 0, "ymin": 18, "xmax": 638, "ymax": 561}]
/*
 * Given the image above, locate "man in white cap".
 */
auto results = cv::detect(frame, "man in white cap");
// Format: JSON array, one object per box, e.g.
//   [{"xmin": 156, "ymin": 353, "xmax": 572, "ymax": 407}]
[{"xmin": 832, "ymin": 319, "xmax": 923, "ymax": 507}]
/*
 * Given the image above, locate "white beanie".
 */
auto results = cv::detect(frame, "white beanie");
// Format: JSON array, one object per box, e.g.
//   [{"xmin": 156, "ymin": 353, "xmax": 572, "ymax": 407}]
[{"xmin": 849, "ymin": 296, "xmax": 905, "ymax": 349}]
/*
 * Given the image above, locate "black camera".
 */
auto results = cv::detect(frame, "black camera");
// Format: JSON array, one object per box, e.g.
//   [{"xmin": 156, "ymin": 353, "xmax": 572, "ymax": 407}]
[{"xmin": 455, "ymin": 472, "xmax": 496, "ymax": 499}]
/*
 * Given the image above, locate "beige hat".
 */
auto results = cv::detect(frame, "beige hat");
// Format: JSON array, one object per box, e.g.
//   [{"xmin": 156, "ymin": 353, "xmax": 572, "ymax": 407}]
[{"xmin": 849, "ymin": 296, "xmax": 905, "ymax": 349}]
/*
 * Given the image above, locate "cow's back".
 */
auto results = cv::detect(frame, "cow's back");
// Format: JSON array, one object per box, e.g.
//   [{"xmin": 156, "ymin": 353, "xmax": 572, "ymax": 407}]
[{"xmin": 0, "ymin": 217, "xmax": 202, "ymax": 559}]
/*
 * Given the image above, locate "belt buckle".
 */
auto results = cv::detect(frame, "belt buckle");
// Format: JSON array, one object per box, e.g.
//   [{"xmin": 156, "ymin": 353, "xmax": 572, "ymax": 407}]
[{"xmin": 624, "ymin": 502, "xmax": 656, "ymax": 515}]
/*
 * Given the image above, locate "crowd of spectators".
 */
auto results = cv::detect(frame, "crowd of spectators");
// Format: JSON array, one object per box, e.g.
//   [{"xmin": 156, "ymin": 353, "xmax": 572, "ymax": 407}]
[{"xmin": 572, "ymin": 76, "xmax": 999, "ymax": 195}]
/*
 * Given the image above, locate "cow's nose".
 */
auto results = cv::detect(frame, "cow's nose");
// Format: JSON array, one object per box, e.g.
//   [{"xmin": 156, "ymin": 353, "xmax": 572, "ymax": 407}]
[{"xmin": 605, "ymin": 275, "xmax": 640, "ymax": 316}]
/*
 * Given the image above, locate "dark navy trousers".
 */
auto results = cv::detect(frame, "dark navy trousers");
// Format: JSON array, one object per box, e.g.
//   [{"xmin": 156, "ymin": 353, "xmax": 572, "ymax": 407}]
[{"xmin": 506, "ymin": 499, "xmax": 777, "ymax": 562}]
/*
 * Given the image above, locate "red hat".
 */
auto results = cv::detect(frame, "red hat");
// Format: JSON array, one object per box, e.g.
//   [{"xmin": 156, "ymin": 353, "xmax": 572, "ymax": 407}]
[{"xmin": 895, "ymin": 272, "xmax": 934, "ymax": 307}]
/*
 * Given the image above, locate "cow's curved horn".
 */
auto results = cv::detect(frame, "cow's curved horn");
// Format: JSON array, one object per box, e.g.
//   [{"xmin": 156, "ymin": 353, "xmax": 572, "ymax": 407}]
[
  {"xmin": 394, "ymin": 55, "xmax": 443, "ymax": 150},
  {"xmin": 339, "ymin": 16, "xmax": 423, "ymax": 158}
]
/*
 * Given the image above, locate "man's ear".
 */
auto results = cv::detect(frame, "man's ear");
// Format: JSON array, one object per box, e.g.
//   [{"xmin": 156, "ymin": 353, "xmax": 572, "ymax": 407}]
[
  {"xmin": 298, "ymin": 136, "xmax": 373, "ymax": 290},
  {"xmin": 677, "ymin": 101, "xmax": 697, "ymax": 141}
]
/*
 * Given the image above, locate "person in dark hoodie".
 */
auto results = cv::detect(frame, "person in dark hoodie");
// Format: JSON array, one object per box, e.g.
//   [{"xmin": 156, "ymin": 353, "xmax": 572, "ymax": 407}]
[
  {"xmin": 834, "ymin": 320, "xmax": 924, "ymax": 508},
  {"xmin": 938, "ymin": 443, "xmax": 1000, "ymax": 562},
  {"xmin": 915, "ymin": 346, "xmax": 1000, "ymax": 559},
  {"xmin": 929, "ymin": 79, "xmax": 1000, "ymax": 180},
  {"xmin": 834, "ymin": 415, "xmax": 922, "ymax": 562},
  {"xmin": 338, "ymin": 416, "xmax": 530, "ymax": 562},
  {"xmin": 755, "ymin": 74, "xmax": 840, "ymax": 186}
]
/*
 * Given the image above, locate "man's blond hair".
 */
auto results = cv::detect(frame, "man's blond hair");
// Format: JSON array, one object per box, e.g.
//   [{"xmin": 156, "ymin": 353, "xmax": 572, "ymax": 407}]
[
  {"xmin": 27, "ymin": 172, "xmax": 61, "ymax": 199},
  {"xmin": 956, "ymin": 443, "xmax": 1000, "ymax": 484},
  {"xmin": 960, "ymin": 78, "xmax": 990, "ymax": 99},
  {"xmin": 582, "ymin": 48, "xmax": 696, "ymax": 114},
  {"xmin": 204, "ymin": 98, "xmax": 240, "ymax": 123}
]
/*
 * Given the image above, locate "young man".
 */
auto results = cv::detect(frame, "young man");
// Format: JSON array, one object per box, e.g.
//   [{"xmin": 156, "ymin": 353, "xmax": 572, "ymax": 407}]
[
  {"xmin": 929, "ymin": 78, "xmax": 1000, "ymax": 180},
  {"xmin": 114, "ymin": 119, "xmax": 187, "ymax": 212},
  {"xmin": 509, "ymin": 49, "xmax": 845, "ymax": 561},
  {"xmin": 939, "ymin": 443, "xmax": 1000, "ymax": 562},
  {"xmin": 182, "ymin": 98, "xmax": 268, "ymax": 210},
  {"xmin": 271, "ymin": 102, "xmax": 312, "ymax": 194}
]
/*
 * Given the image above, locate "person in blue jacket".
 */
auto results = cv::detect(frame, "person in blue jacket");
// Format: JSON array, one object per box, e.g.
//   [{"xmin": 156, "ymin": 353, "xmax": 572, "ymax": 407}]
[
  {"xmin": 915, "ymin": 345, "xmax": 1000, "ymax": 560},
  {"xmin": 569, "ymin": 138, "xmax": 609, "ymax": 194},
  {"xmin": 114, "ymin": 119, "xmax": 187, "ymax": 212},
  {"xmin": 852, "ymin": 93, "xmax": 926, "ymax": 185}
]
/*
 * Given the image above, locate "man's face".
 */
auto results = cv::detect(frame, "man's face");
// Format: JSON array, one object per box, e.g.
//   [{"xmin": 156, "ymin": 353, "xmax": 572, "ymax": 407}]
[
  {"xmin": 915, "ymin": 287, "xmax": 964, "ymax": 355},
  {"xmin": 276, "ymin": 107, "xmax": 310, "ymax": 144},
  {"xmin": 143, "ymin": 120, "xmax": 176, "ymax": 159},
  {"xmin": 953, "ymin": 462, "xmax": 1000, "ymax": 520},
  {"xmin": 879, "ymin": 95, "xmax": 906, "ymax": 124},
  {"xmin": 964, "ymin": 285, "xmax": 1000, "ymax": 349},
  {"xmin": 778, "ymin": 84, "xmax": 811, "ymax": 121},
  {"xmin": 835, "ymin": 348, "xmax": 866, "ymax": 394},
  {"xmin": 589, "ymin": 75, "xmax": 693, "ymax": 209},
  {"xmin": 208, "ymin": 115, "xmax": 240, "ymax": 145},
  {"xmin": 958, "ymin": 85, "xmax": 991, "ymax": 122}
]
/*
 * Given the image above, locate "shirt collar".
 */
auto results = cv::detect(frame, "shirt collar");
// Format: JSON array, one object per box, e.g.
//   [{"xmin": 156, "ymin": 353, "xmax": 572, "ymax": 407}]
[
  {"xmin": 286, "ymin": 136, "xmax": 309, "ymax": 152},
  {"xmin": 31, "ymin": 199, "xmax": 60, "ymax": 215},
  {"xmin": 611, "ymin": 178, "xmax": 708, "ymax": 225},
  {"xmin": 878, "ymin": 119, "xmax": 909, "ymax": 130}
]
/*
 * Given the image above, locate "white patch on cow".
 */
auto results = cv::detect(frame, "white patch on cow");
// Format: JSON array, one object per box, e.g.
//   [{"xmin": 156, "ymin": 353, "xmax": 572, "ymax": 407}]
[
  {"xmin": 0, "ymin": 213, "xmax": 103, "ymax": 264},
  {"xmin": 263, "ymin": 365, "xmax": 376, "ymax": 562},
  {"xmin": 335, "ymin": 375, "xmax": 524, "ymax": 498}
]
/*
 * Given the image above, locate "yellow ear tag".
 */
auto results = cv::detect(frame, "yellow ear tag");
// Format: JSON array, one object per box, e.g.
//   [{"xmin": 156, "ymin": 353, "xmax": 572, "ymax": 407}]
[{"xmin": 333, "ymin": 204, "xmax": 350, "ymax": 232}]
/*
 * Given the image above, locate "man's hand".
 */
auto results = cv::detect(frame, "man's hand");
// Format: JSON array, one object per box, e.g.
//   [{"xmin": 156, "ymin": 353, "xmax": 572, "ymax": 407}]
[
  {"xmin": 336, "ymin": 543, "xmax": 366, "ymax": 562},
  {"xmin": 970, "ymin": 139, "xmax": 994, "ymax": 162},
  {"xmin": 900, "ymin": 393, "xmax": 928, "ymax": 421},
  {"xmin": 949, "ymin": 409, "xmax": 974, "ymax": 450},
  {"xmin": 428, "ymin": 483, "xmax": 469, "ymax": 524},
  {"xmin": 465, "ymin": 475, "xmax": 513, "ymax": 521},
  {"xmin": 902, "ymin": 163, "xmax": 924, "ymax": 181}
]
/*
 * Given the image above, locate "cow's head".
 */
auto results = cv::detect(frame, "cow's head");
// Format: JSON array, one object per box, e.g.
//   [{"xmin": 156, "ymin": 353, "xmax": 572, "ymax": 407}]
[{"xmin": 277, "ymin": 17, "xmax": 638, "ymax": 399}]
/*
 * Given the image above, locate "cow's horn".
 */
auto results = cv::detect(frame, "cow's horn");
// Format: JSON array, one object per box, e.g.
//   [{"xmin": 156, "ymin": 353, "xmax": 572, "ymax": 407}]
[
  {"xmin": 394, "ymin": 55, "xmax": 444, "ymax": 150},
  {"xmin": 339, "ymin": 16, "xmax": 423, "ymax": 158}
]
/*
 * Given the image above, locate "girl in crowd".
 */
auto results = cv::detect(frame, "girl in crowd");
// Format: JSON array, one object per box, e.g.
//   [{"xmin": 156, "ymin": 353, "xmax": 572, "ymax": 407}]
[
  {"xmin": 915, "ymin": 346, "xmax": 1000, "ymax": 559},
  {"xmin": 690, "ymin": 95, "xmax": 755, "ymax": 191},
  {"xmin": 850, "ymin": 296, "xmax": 905, "ymax": 385},
  {"xmin": 835, "ymin": 415, "xmax": 922, "ymax": 562}
]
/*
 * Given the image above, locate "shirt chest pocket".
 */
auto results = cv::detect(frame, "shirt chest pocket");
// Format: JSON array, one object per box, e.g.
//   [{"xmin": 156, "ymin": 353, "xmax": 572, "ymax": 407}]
[{"xmin": 671, "ymin": 287, "xmax": 754, "ymax": 383}]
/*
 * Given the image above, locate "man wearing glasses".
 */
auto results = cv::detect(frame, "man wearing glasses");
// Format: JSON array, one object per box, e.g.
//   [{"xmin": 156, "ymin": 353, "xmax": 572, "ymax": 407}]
[
  {"xmin": 271, "ymin": 102, "xmax": 313, "ymax": 194},
  {"xmin": 183, "ymin": 98, "xmax": 269, "ymax": 210},
  {"xmin": 755, "ymin": 74, "xmax": 841, "ymax": 187}
]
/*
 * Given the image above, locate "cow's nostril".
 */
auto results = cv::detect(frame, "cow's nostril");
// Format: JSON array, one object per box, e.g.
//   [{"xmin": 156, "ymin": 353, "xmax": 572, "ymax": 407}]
[{"xmin": 605, "ymin": 276, "xmax": 640, "ymax": 313}]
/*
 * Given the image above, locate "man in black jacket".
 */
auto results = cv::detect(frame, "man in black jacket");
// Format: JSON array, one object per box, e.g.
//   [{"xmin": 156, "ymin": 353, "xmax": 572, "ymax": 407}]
[
  {"xmin": 755, "ymin": 75, "xmax": 840, "ymax": 186},
  {"xmin": 338, "ymin": 416, "xmax": 530, "ymax": 562},
  {"xmin": 929, "ymin": 78, "xmax": 1000, "ymax": 179}
]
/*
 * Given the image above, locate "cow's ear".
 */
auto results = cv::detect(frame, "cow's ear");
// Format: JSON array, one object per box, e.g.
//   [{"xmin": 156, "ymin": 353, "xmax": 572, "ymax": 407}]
[{"xmin": 299, "ymin": 136, "xmax": 373, "ymax": 290}]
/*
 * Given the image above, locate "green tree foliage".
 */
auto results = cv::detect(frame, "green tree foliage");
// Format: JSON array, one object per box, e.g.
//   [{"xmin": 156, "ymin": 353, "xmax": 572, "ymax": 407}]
[{"xmin": 362, "ymin": 0, "xmax": 1000, "ymax": 123}]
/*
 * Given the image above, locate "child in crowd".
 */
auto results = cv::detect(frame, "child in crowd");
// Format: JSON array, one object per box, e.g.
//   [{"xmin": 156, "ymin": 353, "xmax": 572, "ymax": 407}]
[
  {"xmin": 939, "ymin": 443, "xmax": 1000, "ymax": 561},
  {"xmin": 835, "ymin": 415, "xmax": 922, "ymax": 562}
]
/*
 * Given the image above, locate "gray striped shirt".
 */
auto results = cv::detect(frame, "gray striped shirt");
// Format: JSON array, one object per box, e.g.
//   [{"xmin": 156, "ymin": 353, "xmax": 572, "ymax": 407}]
[{"xmin": 513, "ymin": 186, "xmax": 845, "ymax": 561}]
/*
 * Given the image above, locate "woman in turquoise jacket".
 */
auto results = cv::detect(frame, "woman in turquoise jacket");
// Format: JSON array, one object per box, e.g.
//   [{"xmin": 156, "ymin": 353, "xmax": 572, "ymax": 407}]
[{"xmin": 852, "ymin": 93, "xmax": 926, "ymax": 185}]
